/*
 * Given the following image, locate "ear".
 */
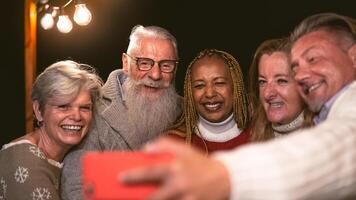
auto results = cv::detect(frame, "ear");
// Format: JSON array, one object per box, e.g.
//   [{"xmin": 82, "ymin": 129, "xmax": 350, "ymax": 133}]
[
  {"xmin": 33, "ymin": 100, "xmax": 43, "ymax": 122},
  {"xmin": 122, "ymin": 53, "xmax": 129, "ymax": 75},
  {"xmin": 348, "ymin": 44, "xmax": 356, "ymax": 68}
]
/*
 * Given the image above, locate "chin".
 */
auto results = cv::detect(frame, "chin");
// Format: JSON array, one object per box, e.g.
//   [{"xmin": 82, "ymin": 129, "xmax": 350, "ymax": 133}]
[
  {"xmin": 62, "ymin": 135, "xmax": 84, "ymax": 145},
  {"xmin": 306, "ymin": 99, "xmax": 324, "ymax": 112},
  {"xmin": 141, "ymin": 91, "xmax": 163, "ymax": 100},
  {"xmin": 268, "ymin": 116, "xmax": 284, "ymax": 124}
]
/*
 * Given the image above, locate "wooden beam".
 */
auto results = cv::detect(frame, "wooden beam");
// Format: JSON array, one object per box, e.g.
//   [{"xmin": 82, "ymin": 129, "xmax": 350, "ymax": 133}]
[{"xmin": 24, "ymin": 0, "xmax": 37, "ymax": 133}]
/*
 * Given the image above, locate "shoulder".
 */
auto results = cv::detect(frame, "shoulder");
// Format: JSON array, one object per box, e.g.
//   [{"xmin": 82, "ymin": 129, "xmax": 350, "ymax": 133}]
[
  {"xmin": 329, "ymin": 81, "xmax": 356, "ymax": 118},
  {"xmin": 0, "ymin": 142, "xmax": 61, "ymax": 199},
  {"xmin": 164, "ymin": 124, "xmax": 187, "ymax": 137}
]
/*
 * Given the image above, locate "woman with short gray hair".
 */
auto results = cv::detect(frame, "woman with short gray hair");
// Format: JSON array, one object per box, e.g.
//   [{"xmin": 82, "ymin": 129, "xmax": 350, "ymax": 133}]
[{"xmin": 0, "ymin": 60, "xmax": 102, "ymax": 200}]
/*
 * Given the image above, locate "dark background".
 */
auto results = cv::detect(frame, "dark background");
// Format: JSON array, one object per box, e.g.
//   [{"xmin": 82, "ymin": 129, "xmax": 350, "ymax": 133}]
[{"xmin": 2, "ymin": 0, "xmax": 355, "ymax": 146}]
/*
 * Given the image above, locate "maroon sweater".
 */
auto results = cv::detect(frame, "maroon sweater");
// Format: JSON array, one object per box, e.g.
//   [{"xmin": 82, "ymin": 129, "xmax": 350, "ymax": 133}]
[{"xmin": 168, "ymin": 127, "xmax": 251, "ymax": 154}]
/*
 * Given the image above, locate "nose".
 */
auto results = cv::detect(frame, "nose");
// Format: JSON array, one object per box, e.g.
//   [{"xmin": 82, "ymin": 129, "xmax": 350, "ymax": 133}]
[
  {"xmin": 148, "ymin": 63, "xmax": 162, "ymax": 81},
  {"xmin": 205, "ymin": 84, "xmax": 217, "ymax": 98},
  {"xmin": 294, "ymin": 65, "xmax": 311, "ymax": 84},
  {"xmin": 69, "ymin": 108, "xmax": 81, "ymax": 121},
  {"xmin": 263, "ymin": 83, "xmax": 277, "ymax": 100}
]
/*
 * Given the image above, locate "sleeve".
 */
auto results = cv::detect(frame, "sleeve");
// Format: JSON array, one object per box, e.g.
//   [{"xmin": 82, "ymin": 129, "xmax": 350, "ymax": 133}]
[
  {"xmin": 61, "ymin": 149, "xmax": 86, "ymax": 200},
  {"xmin": 214, "ymin": 117, "xmax": 356, "ymax": 200}
]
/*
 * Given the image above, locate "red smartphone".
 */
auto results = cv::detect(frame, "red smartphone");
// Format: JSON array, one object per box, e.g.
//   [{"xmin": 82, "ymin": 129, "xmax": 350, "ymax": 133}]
[{"xmin": 81, "ymin": 151, "xmax": 174, "ymax": 200}]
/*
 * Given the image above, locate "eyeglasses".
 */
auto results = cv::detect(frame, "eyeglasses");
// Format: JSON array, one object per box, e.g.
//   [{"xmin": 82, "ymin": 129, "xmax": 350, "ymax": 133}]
[{"xmin": 125, "ymin": 53, "xmax": 178, "ymax": 73}]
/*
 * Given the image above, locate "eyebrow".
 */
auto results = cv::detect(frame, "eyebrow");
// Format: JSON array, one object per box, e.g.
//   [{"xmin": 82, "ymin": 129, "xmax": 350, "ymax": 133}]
[
  {"xmin": 291, "ymin": 45, "xmax": 317, "ymax": 67},
  {"xmin": 258, "ymin": 73, "xmax": 289, "ymax": 79},
  {"xmin": 192, "ymin": 76, "xmax": 227, "ymax": 82}
]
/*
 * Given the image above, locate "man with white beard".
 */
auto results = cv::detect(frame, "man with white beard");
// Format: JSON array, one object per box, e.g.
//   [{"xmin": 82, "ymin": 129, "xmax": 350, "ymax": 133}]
[{"xmin": 61, "ymin": 25, "xmax": 182, "ymax": 200}]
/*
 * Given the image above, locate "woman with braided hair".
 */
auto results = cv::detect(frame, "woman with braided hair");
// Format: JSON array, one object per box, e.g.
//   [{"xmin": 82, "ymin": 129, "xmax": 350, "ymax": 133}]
[{"xmin": 165, "ymin": 49, "xmax": 251, "ymax": 154}]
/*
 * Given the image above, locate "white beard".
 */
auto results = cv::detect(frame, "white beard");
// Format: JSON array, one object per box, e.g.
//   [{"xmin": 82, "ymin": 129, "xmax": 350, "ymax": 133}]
[{"xmin": 123, "ymin": 77, "xmax": 181, "ymax": 142}]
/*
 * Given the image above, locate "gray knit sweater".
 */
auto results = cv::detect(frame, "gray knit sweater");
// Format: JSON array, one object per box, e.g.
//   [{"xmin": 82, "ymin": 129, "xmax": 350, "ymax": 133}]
[{"xmin": 61, "ymin": 69, "xmax": 165, "ymax": 200}]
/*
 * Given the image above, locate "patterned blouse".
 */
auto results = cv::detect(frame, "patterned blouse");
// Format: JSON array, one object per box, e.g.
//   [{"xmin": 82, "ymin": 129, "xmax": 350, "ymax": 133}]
[{"xmin": 0, "ymin": 140, "xmax": 62, "ymax": 200}]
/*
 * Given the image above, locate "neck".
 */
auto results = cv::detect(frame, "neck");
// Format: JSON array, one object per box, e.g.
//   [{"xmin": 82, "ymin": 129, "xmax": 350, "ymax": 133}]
[
  {"xmin": 32, "ymin": 128, "xmax": 69, "ymax": 162},
  {"xmin": 196, "ymin": 114, "xmax": 241, "ymax": 142}
]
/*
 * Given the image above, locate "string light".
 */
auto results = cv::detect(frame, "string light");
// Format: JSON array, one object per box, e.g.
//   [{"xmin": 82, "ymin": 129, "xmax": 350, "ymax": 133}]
[
  {"xmin": 40, "ymin": 12, "xmax": 54, "ymax": 30},
  {"xmin": 57, "ymin": 10, "xmax": 73, "ymax": 33},
  {"xmin": 37, "ymin": 0, "xmax": 92, "ymax": 33},
  {"xmin": 74, "ymin": 4, "xmax": 92, "ymax": 26}
]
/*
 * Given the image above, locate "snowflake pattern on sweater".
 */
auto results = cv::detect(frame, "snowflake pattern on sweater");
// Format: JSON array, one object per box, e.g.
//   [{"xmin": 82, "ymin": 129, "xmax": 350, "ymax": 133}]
[{"xmin": 0, "ymin": 140, "xmax": 62, "ymax": 200}]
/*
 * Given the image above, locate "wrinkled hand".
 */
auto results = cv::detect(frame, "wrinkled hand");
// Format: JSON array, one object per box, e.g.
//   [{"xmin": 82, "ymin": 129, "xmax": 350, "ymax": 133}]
[{"xmin": 120, "ymin": 137, "xmax": 230, "ymax": 200}]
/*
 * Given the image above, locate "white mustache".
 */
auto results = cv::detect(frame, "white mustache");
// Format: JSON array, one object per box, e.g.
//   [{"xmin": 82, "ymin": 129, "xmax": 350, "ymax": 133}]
[{"xmin": 136, "ymin": 79, "xmax": 167, "ymax": 88}]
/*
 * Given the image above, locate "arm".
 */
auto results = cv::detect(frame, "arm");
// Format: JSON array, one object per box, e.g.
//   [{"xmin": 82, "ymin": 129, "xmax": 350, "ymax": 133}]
[
  {"xmin": 61, "ymin": 149, "xmax": 86, "ymax": 200},
  {"xmin": 215, "ymin": 118, "xmax": 356, "ymax": 199}
]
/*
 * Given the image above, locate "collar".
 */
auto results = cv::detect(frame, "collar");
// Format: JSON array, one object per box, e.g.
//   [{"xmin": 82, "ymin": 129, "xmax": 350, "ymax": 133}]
[
  {"xmin": 272, "ymin": 111, "xmax": 304, "ymax": 135},
  {"xmin": 195, "ymin": 114, "xmax": 241, "ymax": 142},
  {"xmin": 116, "ymin": 71, "xmax": 127, "ymax": 102},
  {"xmin": 313, "ymin": 83, "xmax": 351, "ymax": 124}
]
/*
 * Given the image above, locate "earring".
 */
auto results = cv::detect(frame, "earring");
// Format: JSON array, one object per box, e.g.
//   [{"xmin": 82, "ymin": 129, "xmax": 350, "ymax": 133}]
[{"xmin": 37, "ymin": 120, "xmax": 43, "ymax": 127}]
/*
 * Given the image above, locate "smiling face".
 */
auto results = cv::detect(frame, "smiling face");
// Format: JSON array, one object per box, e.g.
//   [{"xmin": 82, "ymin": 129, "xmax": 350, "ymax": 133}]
[
  {"xmin": 291, "ymin": 30, "xmax": 356, "ymax": 112},
  {"xmin": 34, "ymin": 89, "xmax": 93, "ymax": 148},
  {"xmin": 258, "ymin": 52, "xmax": 304, "ymax": 125},
  {"xmin": 191, "ymin": 56, "xmax": 233, "ymax": 123},
  {"xmin": 122, "ymin": 37, "xmax": 177, "ymax": 100}
]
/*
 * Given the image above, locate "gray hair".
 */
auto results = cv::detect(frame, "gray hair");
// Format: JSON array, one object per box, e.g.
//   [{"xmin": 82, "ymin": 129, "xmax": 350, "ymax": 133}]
[
  {"xmin": 31, "ymin": 60, "xmax": 103, "ymax": 115},
  {"xmin": 126, "ymin": 25, "xmax": 178, "ymax": 58},
  {"xmin": 290, "ymin": 12, "xmax": 356, "ymax": 50}
]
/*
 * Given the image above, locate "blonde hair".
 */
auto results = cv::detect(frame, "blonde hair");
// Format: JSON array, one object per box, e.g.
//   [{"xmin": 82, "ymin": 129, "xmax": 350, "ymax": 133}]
[{"xmin": 248, "ymin": 38, "xmax": 313, "ymax": 142}]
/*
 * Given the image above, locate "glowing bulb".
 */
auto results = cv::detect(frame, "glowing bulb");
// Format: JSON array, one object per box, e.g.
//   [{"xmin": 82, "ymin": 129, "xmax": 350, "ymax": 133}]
[
  {"xmin": 57, "ymin": 15, "xmax": 73, "ymax": 33},
  {"xmin": 73, "ymin": 4, "xmax": 92, "ymax": 26},
  {"xmin": 40, "ymin": 13, "xmax": 54, "ymax": 30}
]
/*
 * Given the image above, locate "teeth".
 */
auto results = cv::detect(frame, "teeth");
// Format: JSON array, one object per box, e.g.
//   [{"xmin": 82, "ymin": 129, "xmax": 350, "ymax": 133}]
[
  {"xmin": 204, "ymin": 103, "xmax": 221, "ymax": 111},
  {"xmin": 304, "ymin": 82, "xmax": 322, "ymax": 95},
  {"xmin": 269, "ymin": 102, "xmax": 283, "ymax": 108},
  {"xmin": 309, "ymin": 83, "xmax": 321, "ymax": 93},
  {"xmin": 61, "ymin": 125, "xmax": 82, "ymax": 131}
]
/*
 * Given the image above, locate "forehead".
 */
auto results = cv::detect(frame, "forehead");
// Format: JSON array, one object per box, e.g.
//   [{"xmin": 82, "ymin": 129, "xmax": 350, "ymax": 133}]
[
  {"xmin": 191, "ymin": 56, "xmax": 230, "ymax": 78},
  {"xmin": 291, "ymin": 30, "xmax": 339, "ymax": 59},
  {"xmin": 133, "ymin": 37, "xmax": 177, "ymax": 59},
  {"xmin": 259, "ymin": 52, "xmax": 290, "ymax": 75}
]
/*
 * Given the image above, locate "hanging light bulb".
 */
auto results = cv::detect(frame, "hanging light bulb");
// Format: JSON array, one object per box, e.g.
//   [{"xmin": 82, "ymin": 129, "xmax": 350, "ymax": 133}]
[
  {"xmin": 57, "ymin": 14, "xmax": 73, "ymax": 33},
  {"xmin": 41, "ymin": 12, "xmax": 54, "ymax": 30},
  {"xmin": 73, "ymin": 4, "xmax": 92, "ymax": 26}
]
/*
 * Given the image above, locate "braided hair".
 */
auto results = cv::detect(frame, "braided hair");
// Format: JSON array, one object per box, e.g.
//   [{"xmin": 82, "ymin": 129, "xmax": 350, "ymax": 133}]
[{"xmin": 171, "ymin": 49, "xmax": 250, "ymax": 143}]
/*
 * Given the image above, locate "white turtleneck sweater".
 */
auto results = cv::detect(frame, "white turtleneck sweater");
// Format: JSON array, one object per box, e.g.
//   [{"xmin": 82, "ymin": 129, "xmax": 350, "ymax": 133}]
[{"xmin": 196, "ymin": 114, "xmax": 241, "ymax": 142}]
